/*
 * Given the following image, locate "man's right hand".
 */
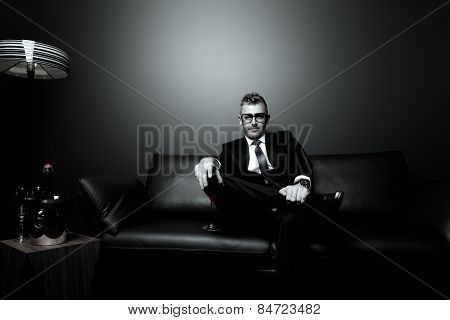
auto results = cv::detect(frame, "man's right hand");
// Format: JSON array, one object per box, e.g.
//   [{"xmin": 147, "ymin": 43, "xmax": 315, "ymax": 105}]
[{"xmin": 194, "ymin": 157, "xmax": 223, "ymax": 189}]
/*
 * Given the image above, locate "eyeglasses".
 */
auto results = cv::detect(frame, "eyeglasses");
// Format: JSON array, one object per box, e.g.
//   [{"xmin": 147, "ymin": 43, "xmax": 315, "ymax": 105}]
[{"xmin": 239, "ymin": 113, "xmax": 270, "ymax": 124}]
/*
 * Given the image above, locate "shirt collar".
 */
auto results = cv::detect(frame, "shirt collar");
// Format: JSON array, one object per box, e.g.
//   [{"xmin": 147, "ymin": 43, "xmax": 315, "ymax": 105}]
[{"xmin": 245, "ymin": 133, "xmax": 266, "ymax": 147}]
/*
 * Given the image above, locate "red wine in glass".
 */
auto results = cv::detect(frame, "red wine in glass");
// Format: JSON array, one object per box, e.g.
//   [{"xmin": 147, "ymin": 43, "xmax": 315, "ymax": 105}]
[{"xmin": 202, "ymin": 177, "xmax": 223, "ymax": 232}]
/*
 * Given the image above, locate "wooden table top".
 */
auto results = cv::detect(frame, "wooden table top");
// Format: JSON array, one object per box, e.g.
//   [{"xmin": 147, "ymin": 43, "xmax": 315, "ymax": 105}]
[{"xmin": 1, "ymin": 233, "xmax": 100, "ymax": 254}]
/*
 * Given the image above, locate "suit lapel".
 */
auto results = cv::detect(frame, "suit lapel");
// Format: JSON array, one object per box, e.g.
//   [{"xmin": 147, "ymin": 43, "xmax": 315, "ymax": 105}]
[
  {"xmin": 241, "ymin": 137, "xmax": 250, "ymax": 172},
  {"xmin": 237, "ymin": 137, "xmax": 249, "ymax": 173},
  {"xmin": 265, "ymin": 131, "xmax": 276, "ymax": 169}
]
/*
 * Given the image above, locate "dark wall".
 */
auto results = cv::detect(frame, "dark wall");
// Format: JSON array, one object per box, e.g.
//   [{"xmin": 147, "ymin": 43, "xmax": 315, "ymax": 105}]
[{"xmin": 1, "ymin": 0, "xmax": 449, "ymax": 237}]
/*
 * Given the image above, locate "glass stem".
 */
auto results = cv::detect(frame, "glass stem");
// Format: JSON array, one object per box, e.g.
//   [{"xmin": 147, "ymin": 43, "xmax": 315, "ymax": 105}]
[
  {"xmin": 210, "ymin": 199, "xmax": 214, "ymax": 224},
  {"xmin": 18, "ymin": 205, "xmax": 25, "ymax": 243},
  {"xmin": 19, "ymin": 222, "xmax": 24, "ymax": 242}
]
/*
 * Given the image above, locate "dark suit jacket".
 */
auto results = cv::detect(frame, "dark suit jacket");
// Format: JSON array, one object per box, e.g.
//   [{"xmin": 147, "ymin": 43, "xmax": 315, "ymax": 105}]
[{"xmin": 218, "ymin": 130, "xmax": 312, "ymax": 189}]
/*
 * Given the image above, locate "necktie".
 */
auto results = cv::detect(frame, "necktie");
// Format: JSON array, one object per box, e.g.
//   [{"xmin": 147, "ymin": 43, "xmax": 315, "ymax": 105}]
[{"xmin": 252, "ymin": 140, "xmax": 269, "ymax": 173}]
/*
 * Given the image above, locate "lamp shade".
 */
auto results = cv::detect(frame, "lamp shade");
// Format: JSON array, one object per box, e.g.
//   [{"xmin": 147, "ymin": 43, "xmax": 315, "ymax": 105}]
[{"xmin": 0, "ymin": 39, "xmax": 69, "ymax": 80}]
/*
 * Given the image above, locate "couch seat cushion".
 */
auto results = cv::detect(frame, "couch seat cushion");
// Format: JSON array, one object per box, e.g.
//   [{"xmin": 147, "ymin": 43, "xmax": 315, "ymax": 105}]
[{"xmin": 101, "ymin": 216, "xmax": 271, "ymax": 255}]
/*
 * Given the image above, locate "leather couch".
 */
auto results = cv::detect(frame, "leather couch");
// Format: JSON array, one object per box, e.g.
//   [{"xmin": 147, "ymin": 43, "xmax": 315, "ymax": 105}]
[{"xmin": 69, "ymin": 151, "xmax": 449, "ymax": 299}]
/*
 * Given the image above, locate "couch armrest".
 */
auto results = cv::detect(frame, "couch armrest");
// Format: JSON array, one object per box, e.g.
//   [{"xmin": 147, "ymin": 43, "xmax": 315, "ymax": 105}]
[
  {"xmin": 414, "ymin": 179, "xmax": 450, "ymax": 242},
  {"xmin": 67, "ymin": 188, "xmax": 103, "ymax": 237},
  {"xmin": 69, "ymin": 176, "xmax": 150, "ymax": 236}
]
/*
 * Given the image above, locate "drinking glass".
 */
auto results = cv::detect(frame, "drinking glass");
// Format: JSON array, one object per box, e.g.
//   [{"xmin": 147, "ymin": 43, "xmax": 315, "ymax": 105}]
[
  {"xmin": 202, "ymin": 178, "xmax": 223, "ymax": 232},
  {"xmin": 16, "ymin": 206, "xmax": 27, "ymax": 243}
]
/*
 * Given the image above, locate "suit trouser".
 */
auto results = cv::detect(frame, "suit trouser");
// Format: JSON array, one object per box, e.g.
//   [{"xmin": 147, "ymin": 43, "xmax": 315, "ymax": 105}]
[{"xmin": 211, "ymin": 175, "xmax": 313, "ymax": 291}]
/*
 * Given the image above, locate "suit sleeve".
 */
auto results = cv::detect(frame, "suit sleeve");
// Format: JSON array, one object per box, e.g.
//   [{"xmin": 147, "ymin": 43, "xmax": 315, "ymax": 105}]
[{"xmin": 217, "ymin": 142, "xmax": 230, "ymax": 176}]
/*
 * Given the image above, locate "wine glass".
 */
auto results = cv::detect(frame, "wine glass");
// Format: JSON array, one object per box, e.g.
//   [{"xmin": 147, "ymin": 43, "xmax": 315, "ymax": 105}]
[
  {"xmin": 202, "ymin": 178, "xmax": 223, "ymax": 232},
  {"xmin": 16, "ymin": 206, "xmax": 26, "ymax": 243},
  {"xmin": 15, "ymin": 186, "xmax": 28, "ymax": 243}
]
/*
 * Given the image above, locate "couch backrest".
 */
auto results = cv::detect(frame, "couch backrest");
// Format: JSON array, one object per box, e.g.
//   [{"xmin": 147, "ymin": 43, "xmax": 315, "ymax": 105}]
[
  {"xmin": 310, "ymin": 151, "xmax": 411, "ymax": 220},
  {"xmin": 145, "ymin": 154, "xmax": 212, "ymax": 216},
  {"xmin": 145, "ymin": 151, "xmax": 411, "ymax": 219}
]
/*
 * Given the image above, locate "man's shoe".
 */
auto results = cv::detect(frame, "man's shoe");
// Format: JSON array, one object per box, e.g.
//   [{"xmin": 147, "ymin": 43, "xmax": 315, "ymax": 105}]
[{"xmin": 308, "ymin": 191, "xmax": 344, "ymax": 215}]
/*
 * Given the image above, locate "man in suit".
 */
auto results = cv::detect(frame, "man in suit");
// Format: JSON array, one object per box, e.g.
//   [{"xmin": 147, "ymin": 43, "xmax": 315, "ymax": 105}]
[{"xmin": 194, "ymin": 92, "xmax": 342, "ymax": 295}]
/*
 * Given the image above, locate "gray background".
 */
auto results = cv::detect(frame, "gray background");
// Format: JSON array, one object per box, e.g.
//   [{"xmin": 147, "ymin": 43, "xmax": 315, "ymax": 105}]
[{"xmin": 0, "ymin": 0, "xmax": 449, "ymax": 206}]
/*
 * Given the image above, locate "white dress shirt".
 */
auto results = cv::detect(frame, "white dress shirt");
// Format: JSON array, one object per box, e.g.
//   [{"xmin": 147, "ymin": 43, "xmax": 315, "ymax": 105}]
[{"xmin": 244, "ymin": 135, "xmax": 274, "ymax": 173}]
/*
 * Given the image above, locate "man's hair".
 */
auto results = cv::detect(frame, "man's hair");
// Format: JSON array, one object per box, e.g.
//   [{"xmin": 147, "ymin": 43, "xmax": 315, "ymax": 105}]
[{"xmin": 240, "ymin": 92, "xmax": 267, "ymax": 109}]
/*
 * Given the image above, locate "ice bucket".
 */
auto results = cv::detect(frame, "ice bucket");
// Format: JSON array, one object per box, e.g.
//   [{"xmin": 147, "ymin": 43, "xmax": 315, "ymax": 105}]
[{"xmin": 30, "ymin": 195, "xmax": 67, "ymax": 246}]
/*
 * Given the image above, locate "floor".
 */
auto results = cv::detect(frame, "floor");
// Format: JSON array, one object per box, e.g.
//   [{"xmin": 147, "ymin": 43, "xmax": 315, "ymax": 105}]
[{"xmin": 90, "ymin": 260, "xmax": 448, "ymax": 299}]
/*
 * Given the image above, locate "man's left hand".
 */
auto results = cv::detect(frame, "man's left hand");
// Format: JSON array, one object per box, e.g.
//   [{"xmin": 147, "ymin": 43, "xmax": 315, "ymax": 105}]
[{"xmin": 279, "ymin": 184, "xmax": 310, "ymax": 203}]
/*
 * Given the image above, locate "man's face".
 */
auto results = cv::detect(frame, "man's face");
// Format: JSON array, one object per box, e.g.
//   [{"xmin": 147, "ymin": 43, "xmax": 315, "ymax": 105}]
[{"xmin": 239, "ymin": 103, "xmax": 269, "ymax": 140}]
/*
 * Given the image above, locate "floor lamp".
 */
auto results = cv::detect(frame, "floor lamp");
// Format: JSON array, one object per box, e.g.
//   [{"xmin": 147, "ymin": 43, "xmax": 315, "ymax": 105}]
[{"xmin": 0, "ymin": 39, "xmax": 70, "ymax": 187}]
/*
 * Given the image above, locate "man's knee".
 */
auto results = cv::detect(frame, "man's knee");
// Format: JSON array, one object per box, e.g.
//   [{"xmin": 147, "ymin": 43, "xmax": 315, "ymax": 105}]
[{"xmin": 278, "ymin": 207, "xmax": 305, "ymax": 223}]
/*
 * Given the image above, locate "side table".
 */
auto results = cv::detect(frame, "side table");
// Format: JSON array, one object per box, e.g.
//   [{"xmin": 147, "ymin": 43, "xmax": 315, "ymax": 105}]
[{"xmin": 0, "ymin": 233, "xmax": 100, "ymax": 299}]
